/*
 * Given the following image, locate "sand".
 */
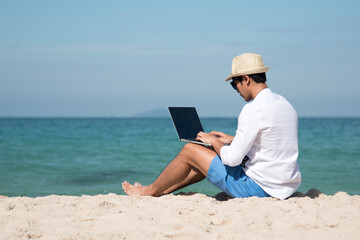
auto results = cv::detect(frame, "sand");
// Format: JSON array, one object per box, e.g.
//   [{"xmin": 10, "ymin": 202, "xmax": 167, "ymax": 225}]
[{"xmin": 0, "ymin": 190, "xmax": 359, "ymax": 240}]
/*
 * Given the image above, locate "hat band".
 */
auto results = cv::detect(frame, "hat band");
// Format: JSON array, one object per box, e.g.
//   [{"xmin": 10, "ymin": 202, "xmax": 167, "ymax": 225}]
[{"xmin": 225, "ymin": 66, "xmax": 269, "ymax": 81}]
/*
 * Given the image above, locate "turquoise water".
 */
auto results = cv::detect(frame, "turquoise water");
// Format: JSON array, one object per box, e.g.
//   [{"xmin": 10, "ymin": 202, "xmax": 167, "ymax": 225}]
[{"xmin": 0, "ymin": 117, "xmax": 359, "ymax": 197}]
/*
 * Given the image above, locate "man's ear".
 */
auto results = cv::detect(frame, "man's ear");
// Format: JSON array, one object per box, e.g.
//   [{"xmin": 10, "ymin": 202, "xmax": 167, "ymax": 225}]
[{"xmin": 243, "ymin": 75, "xmax": 251, "ymax": 86}]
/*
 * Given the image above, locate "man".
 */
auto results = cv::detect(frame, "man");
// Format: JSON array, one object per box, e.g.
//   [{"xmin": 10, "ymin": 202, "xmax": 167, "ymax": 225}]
[{"xmin": 122, "ymin": 53, "xmax": 301, "ymax": 200}]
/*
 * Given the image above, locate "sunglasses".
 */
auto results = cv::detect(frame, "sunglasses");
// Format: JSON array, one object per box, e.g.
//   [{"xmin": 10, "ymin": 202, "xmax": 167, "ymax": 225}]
[
  {"xmin": 230, "ymin": 76, "xmax": 243, "ymax": 90},
  {"xmin": 230, "ymin": 80, "xmax": 238, "ymax": 90}
]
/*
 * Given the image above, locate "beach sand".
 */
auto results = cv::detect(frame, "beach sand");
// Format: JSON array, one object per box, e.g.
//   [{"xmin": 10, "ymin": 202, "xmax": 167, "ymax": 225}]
[{"xmin": 1, "ymin": 189, "xmax": 359, "ymax": 240}]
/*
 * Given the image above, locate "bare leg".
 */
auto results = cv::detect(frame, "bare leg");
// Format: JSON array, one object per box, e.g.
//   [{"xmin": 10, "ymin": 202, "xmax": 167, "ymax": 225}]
[
  {"xmin": 162, "ymin": 167, "xmax": 205, "ymax": 194},
  {"xmin": 122, "ymin": 143, "xmax": 216, "ymax": 196},
  {"xmin": 132, "ymin": 168, "xmax": 205, "ymax": 195}
]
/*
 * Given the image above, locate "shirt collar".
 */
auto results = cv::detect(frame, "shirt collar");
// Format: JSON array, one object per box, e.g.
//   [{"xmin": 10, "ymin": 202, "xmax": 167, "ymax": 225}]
[{"xmin": 254, "ymin": 88, "xmax": 271, "ymax": 101}]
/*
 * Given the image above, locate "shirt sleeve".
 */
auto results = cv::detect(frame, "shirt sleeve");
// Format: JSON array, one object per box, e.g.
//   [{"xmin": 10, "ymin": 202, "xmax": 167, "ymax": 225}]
[{"xmin": 220, "ymin": 104, "xmax": 260, "ymax": 167}]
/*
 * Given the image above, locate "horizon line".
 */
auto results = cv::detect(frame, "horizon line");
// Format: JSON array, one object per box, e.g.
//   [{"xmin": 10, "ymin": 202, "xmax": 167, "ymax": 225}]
[{"xmin": 1, "ymin": 115, "xmax": 360, "ymax": 119}]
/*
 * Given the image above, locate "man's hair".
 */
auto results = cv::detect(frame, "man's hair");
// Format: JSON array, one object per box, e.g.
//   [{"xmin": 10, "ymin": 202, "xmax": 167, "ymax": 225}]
[
  {"xmin": 249, "ymin": 72, "xmax": 267, "ymax": 83},
  {"xmin": 233, "ymin": 72, "xmax": 267, "ymax": 83}
]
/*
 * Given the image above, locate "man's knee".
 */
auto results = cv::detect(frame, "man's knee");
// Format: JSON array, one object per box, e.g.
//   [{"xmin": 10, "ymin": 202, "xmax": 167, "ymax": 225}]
[
  {"xmin": 181, "ymin": 143, "xmax": 215, "ymax": 176},
  {"xmin": 182, "ymin": 143, "xmax": 200, "ymax": 155},
  {"xmin": 181, "ymin": 143, "xmax": 214, "ymax": 160}
]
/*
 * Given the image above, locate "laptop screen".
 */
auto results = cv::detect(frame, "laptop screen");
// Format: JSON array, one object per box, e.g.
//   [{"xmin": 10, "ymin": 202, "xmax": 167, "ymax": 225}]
[{"xmin": 168, "ymin": 107, "xmax": 204, "ymax": 140}]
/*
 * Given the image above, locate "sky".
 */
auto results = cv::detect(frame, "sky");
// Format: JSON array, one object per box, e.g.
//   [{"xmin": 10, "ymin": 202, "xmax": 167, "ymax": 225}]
[{"xmin": 0, "ymin": 0, "xmax": 359, "ymax": 117}]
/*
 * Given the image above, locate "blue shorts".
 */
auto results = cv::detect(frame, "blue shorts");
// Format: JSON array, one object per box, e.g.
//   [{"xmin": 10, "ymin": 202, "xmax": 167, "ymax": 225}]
[{"xmin": 207, "ymin": 155, "xmax": 270, "ymax": 198}]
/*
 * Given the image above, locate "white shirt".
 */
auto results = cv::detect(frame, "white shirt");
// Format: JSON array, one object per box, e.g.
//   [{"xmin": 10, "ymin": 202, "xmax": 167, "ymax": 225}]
[{"xmin": 220, "ymin": 88, "xmax": 301, "ymax": 199}]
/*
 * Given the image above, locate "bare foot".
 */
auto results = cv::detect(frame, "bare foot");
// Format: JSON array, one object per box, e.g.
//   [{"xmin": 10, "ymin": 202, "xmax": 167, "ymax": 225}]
[
  {"xmin": 122, "ymin": 181, "xmax": 153, "ymax": 196},
  {"xmin": 132, "ymin": 182, "xmax": 169, "ymax": 196}
]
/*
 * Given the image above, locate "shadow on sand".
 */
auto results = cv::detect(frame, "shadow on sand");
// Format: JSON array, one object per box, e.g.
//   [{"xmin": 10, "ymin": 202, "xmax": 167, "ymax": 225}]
[
  {"xmin": 175, "ymin": 188, "xmax": 322, "ymax": 202},
  {"xmin": 287, "ymin": 188, "xmax": 322, "ymax": 199}
]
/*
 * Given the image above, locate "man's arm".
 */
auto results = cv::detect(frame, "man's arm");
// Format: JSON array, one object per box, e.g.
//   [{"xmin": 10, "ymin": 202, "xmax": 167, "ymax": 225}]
[{"xmin": 220, "ymin": 105, "xmax": 260, "ymax": 167}]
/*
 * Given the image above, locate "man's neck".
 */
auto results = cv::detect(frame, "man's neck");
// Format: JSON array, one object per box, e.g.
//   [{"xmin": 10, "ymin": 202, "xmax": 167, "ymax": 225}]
[{"xmin": 251, "ymin": 83, "xmax": 268, "ymax": 100}]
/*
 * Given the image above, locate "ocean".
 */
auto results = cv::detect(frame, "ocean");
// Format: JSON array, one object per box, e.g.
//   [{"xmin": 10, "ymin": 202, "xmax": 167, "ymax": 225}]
[{"xmin": 0, "ymin": 117, "xmax": 359, "ymax": 197}]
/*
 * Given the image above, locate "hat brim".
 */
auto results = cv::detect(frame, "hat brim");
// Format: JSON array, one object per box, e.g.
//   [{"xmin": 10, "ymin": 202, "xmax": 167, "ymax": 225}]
[{"xmin": 225, "ymin": 67, "xmax": 269, "ymax": 81}]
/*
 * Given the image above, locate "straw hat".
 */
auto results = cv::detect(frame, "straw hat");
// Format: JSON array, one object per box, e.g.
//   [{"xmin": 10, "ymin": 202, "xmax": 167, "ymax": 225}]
[{"xmin": 225, "ymin": 53, "xmax": 269, "ymax": 81}]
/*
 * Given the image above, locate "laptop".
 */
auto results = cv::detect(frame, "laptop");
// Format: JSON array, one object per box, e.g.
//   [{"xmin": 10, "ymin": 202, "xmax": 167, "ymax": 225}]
[{"xmin": 168, "ymin": 107, "xmax": 211, "ymax": 147}]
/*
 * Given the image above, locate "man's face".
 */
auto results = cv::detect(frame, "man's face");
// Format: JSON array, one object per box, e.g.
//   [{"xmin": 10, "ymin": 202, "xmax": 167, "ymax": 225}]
[{"xmin": 234, "ymin": 78, "xmax": 252, "ymax": 102}]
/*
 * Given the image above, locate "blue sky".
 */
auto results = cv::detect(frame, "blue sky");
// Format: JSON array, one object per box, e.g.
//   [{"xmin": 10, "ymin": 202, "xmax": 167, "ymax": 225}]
[{"xmin": 0, "ymin": 0, "xmax": 359, "ymax": 117}]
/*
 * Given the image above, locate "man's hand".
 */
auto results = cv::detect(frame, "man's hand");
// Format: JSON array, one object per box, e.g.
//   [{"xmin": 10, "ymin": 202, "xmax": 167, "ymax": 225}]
[
  {"xmin": 209, "ymin": 131, "xmax": 234, "ymax": 145},
  {"xmin": 196, "ymin": 131, "xmax": 218, "ymax": 145},
  {"xmin": 196, "ymin": 131, "xmax": 226, "ymax": 155}
]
